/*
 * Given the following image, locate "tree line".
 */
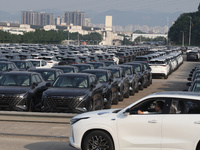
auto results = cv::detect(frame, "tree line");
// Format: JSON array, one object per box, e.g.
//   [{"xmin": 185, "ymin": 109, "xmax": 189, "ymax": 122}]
[
  {"xmin": 168, "ymin": 4, "xmax": 200, "ymax": 46},
  {"xmin": 0, "ymin": 29, "xmax": 103, "ymax": 44}
]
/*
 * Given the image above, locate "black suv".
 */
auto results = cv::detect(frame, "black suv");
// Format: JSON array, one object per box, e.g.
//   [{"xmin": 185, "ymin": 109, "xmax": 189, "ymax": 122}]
[
  {"xmin": 0, "ymin": 61, "xmax": 19, "ymax": 74},
  {"xmin": 133, "ymin": 61, "xmax": 152, "ymax": 86},
  {"xmin": 28, "ymin": 68, "xmax": 63, "ymax": 84},
  {"xmin": 52, "ymin": 66, "xmax": 79, "ymax": 73},
  {"xmin": 124, "ymin": 62, "xmax": 149, "ymax": 90},
  {"xmin": 113, "ymin": 65, "xmax": 140, "ymax": 95},
  {"xmin": 11, "ymin": 60, "xmax": 35, "ymax": 71},
  {"xmin": 82, "ymin": 69, "xmax": 118, "ymax": 108},
  {"xmin": 100, "ymin": 66, "xmax": 130, "ymax": 102},
  {"xmin": 42, "ymin": 73, "xmax": 104, "ymax": 113},
  {"xmin": 72, "ymin": 64, "xmax": 94, "ymax": 72},
  {"xmin": 86, "ymin": 62, "xmax": 106, "ymax": 69},
  {"xmin": 0, "ymin": 71, "xmax": 48, "ymax": 111}
]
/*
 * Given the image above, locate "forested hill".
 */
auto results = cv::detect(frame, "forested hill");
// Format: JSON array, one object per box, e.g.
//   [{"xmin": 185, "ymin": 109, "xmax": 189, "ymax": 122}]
[{"xmin": 169, "ymin": 4, "xmax": 200, "ymax": 46}]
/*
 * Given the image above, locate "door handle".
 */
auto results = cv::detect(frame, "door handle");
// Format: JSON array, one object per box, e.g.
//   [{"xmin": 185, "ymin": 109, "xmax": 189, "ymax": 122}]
[
  {"xmin": 148, "ymin": 120, "xmax": 157, "ymax": 123},
  {"xmin": 194, "ymin": 121, "xmax": 200, "ymax": 124}
]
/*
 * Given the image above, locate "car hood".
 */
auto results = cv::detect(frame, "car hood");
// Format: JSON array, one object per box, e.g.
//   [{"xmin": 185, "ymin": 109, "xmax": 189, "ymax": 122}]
[
  {"xmin": 44, "ymin": 88, "xmax": 89, "ymax": 96},
  {"xmin": 72, "ymin": 109, "xmax": 120, "ymax": 119},
  {"xmin": 0, "ymin": 86, "xmax": 30, "ymax": 94}
]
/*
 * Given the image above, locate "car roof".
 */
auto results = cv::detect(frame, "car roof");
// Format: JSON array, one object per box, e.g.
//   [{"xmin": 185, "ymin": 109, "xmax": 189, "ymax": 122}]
[
  {"xmin": 1, "ymin": 71, "xmax": 38, "ymax": 75},
  {"xmin": 145, "ymin": 91, "xmax": 200, "ymax": 100},
  {"xmin": 60, "ymin": 73, "xmax": 92, "ymax": 77},
  {"xmin": 28, "ymin": 68, "xmax": 61, "ymax": 71},
  {"xmin": 82, "ymin": 69, "xmax": 109, "ymax": 73}
]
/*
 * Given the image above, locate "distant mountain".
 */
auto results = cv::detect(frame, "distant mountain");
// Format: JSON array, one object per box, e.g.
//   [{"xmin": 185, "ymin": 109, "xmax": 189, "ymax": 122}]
[
  {"xmin": 0, "ymin": 9, "xmax": 182, "ymax": 27},
  {"xmin": 86, "ymin": 9, "xmax": 182, "ymax": 27}
]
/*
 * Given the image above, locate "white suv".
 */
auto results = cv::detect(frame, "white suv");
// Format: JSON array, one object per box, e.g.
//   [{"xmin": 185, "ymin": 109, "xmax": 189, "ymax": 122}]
[
  {"xmin": 26, "ymin": 59, "xmax": 51, "ymax": 68},
  {"xmin": 149, "ymin": 58, "xmax": 171, "ymax": 79},
  {"xmin": 37, "ymin": 56, "xmax": 58, "ymax": 68},
  {"xmin": 70, "ymin": 91, "xmax": 200, "ymax": 150}
]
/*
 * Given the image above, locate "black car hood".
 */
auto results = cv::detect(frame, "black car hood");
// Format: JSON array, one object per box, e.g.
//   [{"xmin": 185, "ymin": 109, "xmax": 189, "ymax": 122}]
[
  {"xmin": 44, "ymin": 88, "xmax": 89, "ymax": 96},
  {"xmin": 0, "ymin": 86, "xmax": 30, "ymax": 94}
]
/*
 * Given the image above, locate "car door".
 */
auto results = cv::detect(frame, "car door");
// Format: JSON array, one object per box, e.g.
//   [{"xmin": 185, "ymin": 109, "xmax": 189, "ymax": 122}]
[
  {"xmin": 117, "ymin": 98, "xmax": 169, "ymax": 150},
  {"xmin": 162, "ymin": 98, "xmax": 200, "ymax": 150}
]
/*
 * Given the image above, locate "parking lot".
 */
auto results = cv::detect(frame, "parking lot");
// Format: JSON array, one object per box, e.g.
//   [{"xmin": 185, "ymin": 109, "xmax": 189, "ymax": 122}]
[{"xmin": 0, "ymin": 58, "xmax": 199, "ymax": 150}]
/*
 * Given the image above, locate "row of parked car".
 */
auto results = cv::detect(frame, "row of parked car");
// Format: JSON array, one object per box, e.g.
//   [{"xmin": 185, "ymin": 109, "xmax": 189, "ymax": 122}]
[
  {"xmin": 0, "ymin": 58, "xmax": 155, "ymax": 113},
  {"xmin": 187, "ymin": 64, "xmax": 200, "ymax": 92}
]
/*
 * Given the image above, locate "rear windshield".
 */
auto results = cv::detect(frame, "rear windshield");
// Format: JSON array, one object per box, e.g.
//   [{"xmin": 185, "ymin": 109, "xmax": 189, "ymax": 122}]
[{"xmin": 149, "ymin": 61, "xmax": 165, "ymax": 64}]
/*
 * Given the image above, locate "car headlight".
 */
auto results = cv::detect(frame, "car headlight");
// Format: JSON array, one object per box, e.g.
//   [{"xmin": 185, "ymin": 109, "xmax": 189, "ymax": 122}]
[
  {"xmin": 42, "ymin": 92, "xmax": 48, "ymax": 99},
  {"xmin": 18, "ymin": 92, "xmax": 28, "ymax": 99},
  {"xmin": 70, "ymin": 117, "xmax": 90, "ymax": 125},
  {"xmin": 78, "ymin": 94, "xmax": 88, "ymax": 101}
]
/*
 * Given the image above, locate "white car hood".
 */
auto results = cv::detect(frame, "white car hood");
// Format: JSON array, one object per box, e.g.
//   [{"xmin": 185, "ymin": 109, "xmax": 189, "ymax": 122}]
[{"xmin": 72, "ymin": 109, "xmax": 120, "ymax": 119}]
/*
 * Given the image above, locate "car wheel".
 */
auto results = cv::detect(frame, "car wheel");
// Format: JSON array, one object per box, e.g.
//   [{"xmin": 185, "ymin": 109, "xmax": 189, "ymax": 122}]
[
  {"xmin": 164, "ymin": 75, "xmax": 168, "ymax": 79},
  {"xmin": 104, "ymin": 93, "xmax": 112, "ymax": 109},
  {"xmin": 130, "ymin": 85, "xmax": 135, "ymax": 96},
  {"xmin": 124, "ymin": 86, "xmax": 130, "ymax": 98},
  {"xmin": 88, "ymin": 100, "xmax": 94, "ymax": 111},
  {"xmin": 28, "ymin": 98, "xmax": 35, "ymax": 112},
  {"xmin": 119, "ymin": 88, "xmax": 124, "ymax": 101},
  {"xmin": 82, "ymin": 130, "xmax": 114, "ymax": 150}
]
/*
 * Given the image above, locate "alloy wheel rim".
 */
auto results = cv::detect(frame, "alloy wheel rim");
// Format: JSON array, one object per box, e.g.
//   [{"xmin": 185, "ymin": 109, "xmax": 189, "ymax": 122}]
[{"xmin": 87, "ymin": 135, "xmax": 110, "ymax": 150}]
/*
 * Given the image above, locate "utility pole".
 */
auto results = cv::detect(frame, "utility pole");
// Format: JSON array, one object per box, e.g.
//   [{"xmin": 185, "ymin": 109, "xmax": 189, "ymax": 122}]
[
  {"xmin": 181, "ymin": 31, "xmax": 185, "ymax": 47},
  {"xmin": 166, "ymin": 17, "xmax": 169, "ymax": 45},
  {"xmin": 188, "ymin": 16, "xmax": 192, "ymax": 46},
  {"xmin": 68, "ymin": 30, "xmax": 69, "ymax": 45},
  {"xmin": 77, "ymin": 33, "xmax": 80, "ymax": 46}
]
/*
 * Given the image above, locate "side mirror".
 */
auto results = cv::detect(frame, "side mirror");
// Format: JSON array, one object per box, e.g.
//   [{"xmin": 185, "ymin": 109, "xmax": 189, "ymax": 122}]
[
  {"xmin": 90, "ymin": 83, "xmax": 96, "ymax": 90},
  {"xmin": 187, "ymin": 77, "xmax": 192, "ymax": 81},
  {"xmin": 32, "ymin": 82, "xmax": 38, "ymax": 88},
  {"xmin": 189, "ymin": 74, "xmax": 192, "ymax": 77},
  {"xmin": 46, "ymin": 82, "xmax": 51, "ymax": 87},
  {"xmin": 186, "ymin": 82, "xmax": 191, "ymax": 86},
  {"xmin": 123, "ymin": 108, "xmax": 130, "ymax": 115},
  {"xmin": 109, "ymin": 78, "xmax": 113, "ymax": 83},
  {"xmin": 8, "ymin": 68, "xmax": 12, "ymax": 71}
]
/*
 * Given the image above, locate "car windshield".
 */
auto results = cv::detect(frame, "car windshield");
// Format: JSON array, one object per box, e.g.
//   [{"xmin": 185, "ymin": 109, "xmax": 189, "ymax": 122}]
[
  {"xmin": 92, "ymin": 63, "xmax": 103, "ymax": 69},
  {"xmin": 135, "ymin": 57, "xmax": 147, "ymax": 61},
  {"xmin": 192, "ymin": 83, "xmax": 200, "ymax": 92},
  {"xmin": 0, "ymin": 74, "xmax": 30, "ymax": 86},
  {"xmin": 78, "ymin": 66, "xmax": 90, "ymax": 71},
  {"xmin": 53, "ymin": 76, "xmax": 88, "ymax": 88},
  {"xmin": 105, "ymin": 62, "xmax": 114, "ymax": 67},
  {"xmin": 14, "ymin": 62, "xmax": 26, "ymax": 69},
  {"xmin": 36, "ymin": 71, "xmax": 55, "ymax": 81},
  {"xmin": 150, "ymin": 61, "xmax": 165, "ymax": 65},
  {"xmin": 0, "ymin": 63, "xmax": 8, "ymax": 71},
  {"xmin": 131, "ymin": 64, "xmax": 141, "ymax": 72},
  {"xmin": 111, "ymin": 70, "xmax": 120, "ymax": 78},
  {"xmin": 31, "ymin": 61, "xmax": 40, "ymax": 67},
  {"xmin": 94, "ymin": 72, "xmax": 108, "ymax": 82},
  {"xmin": 62, "ymin": 68, "xmax": 74, "ymax": 73},
  {"xmin": 123, "ymin": 67, "xmax": 132, "ymax": 75}
]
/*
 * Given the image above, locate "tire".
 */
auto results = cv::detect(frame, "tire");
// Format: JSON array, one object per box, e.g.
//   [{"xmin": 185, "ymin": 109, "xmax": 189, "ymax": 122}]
[
  {"xmin": 104, "ymin": 93, "xmax": 112, "ymax": 109},
  {"xmin": 124, "ymin": 86, "xmax": 130, "ymax": 98},
  {"xmin": 119, "ymin": 88, "xmax": 124, "ymax": 101},
  {"xmin": 88, "ymin": 100, "xmax": 94, "ymax": 111},
  {"xmin": 130, "ymin": 85, "xmax": 135, "ymax": 96},
  {"xmin": 82, "ymin": 130, "xmax": 114, "ymax": 150},
  {"xmin": 28, "ymin": 98, "xmax": 35, "ymax": 112},
  {"xmin": 164, "ymin": 75, "xmax": 168, "ymax": 79}
]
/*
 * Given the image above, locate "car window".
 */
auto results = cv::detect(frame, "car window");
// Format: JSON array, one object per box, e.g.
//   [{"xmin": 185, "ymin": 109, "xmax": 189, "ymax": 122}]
[
  {"xmin": 32, "ymin": 75, "xmax": 37, "ymax": 83},
  {"xmin": 53, "ymin": 76, "xmax": 88, "ymax": 88},
  {"xmin": 34, "ymin": 74, "xmax": 42, "ymax": 83},
  {"xmin": 170, "ymin": 99, "xmax": 200, "ymax": 114},
  {"xmin": 0, "ymin": 74, "xmax": 30, "ymax": 86},
  {"xmin": 0, "ymin": 63, "xmax": 7, "ymax": 71},
  {"xmin": 129, "ymin": 98, "xmax": 168, "ymax": 115}
]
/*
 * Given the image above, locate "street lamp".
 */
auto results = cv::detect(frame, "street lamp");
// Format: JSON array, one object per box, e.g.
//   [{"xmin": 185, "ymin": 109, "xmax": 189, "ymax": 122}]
[
  {"xmin": 188, "ymin": 16, "xmax": 192, "ymax": 46},
  {"xmin": 181, "ymin": 31, "xmax": 185, "ymax": 47}
]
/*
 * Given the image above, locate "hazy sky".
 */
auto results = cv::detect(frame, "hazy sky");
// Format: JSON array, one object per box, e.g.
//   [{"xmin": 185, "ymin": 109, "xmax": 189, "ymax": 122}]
[{"xmin": 1, "ymin": 0, "xmax": 200, "ymax": 13}]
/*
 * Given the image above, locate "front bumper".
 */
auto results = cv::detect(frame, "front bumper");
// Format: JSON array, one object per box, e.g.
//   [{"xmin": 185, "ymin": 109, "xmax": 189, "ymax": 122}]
[{"xmin": 42, "ymin": 96, "xmax": 87, "ymax": 113}]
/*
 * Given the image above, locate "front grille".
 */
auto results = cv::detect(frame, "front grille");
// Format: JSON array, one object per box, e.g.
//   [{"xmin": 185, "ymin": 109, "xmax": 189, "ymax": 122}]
[
  {"xmin": 0, "ymin": 95, "xmax": 24, "ymax": 106},
  {"xmin": 44, "ymin": 96, "xmax": 81, "ymax": 109}
]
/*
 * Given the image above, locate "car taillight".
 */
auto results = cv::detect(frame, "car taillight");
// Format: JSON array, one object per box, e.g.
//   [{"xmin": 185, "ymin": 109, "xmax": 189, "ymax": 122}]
[
  {"xmin": 48, "ymin": 62, "xmax": 53, "ymax": 63},
  {"xmin": 162, "ymin": 65, "xmax": 166, "ymax": 67}
]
